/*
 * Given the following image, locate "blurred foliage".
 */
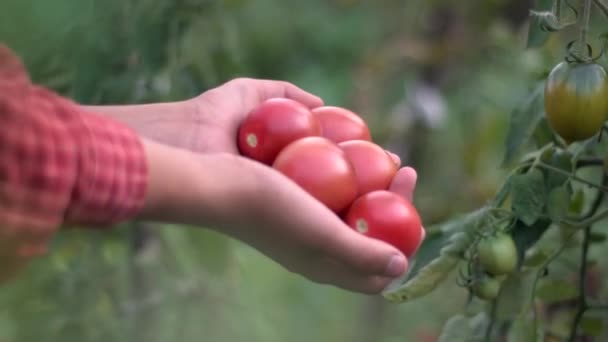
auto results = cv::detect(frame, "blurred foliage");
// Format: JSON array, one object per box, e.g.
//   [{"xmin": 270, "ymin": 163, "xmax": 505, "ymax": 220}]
[{"xmin": 2, "ymin": 0, "xmax": 607, "ymax": 341}]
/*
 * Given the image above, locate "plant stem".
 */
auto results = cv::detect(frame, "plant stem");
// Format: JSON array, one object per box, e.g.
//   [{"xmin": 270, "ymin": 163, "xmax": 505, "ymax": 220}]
[
  {"xmin": 568, "ymin": 225, "xmax": 592, "ymax": 342},
  {"xmin": 537, "ymin": 162, "xmax": 608, "ymax": 193},
  {"xmin": 524, "ymin": 230, "xmax": 579, "ymax": 338},
  {"xmin": 485, "ymin": 299, "xmax": 498, "ymax": 342},
  {"xmin": 562, "ymin": 206, "xmax": 608, "ymax": 228},
  {"xmin": 562, "ymin": 176, "xmax": 608, "ymax": 229},
  {"xmin": 576, "ymin": 157, "xmax": 604, "ymax": 168},
  {"xmin": 593, "ymin": 0, "xmax": 608, "ymax": 18},
  {"xmin": 567, "ymin": 174, "xmax": 605, "ymax": 341},
  {"xmin": 556, "ymin": 0, "xmax": 563, "ymax": 18},
  {"xmin": 578, "ymin": 0, "xmax": 592, "ymax": 58}
]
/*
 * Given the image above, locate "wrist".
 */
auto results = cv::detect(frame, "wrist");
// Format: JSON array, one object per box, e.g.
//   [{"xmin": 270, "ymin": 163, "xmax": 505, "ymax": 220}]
[
  {"xmin": 81, "ymin": 100, "xmax": 201, "ymax": 151},
  {"xmin": 138, "ymin": 140, "xmax": 268, "ymax": 230}
]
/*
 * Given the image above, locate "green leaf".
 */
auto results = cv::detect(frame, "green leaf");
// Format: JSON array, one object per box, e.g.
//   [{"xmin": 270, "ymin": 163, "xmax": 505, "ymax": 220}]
[
  {"xmin": 545, "ymin": 150, "xmax": 573, "ymax": 190},
  {"xmin": 495, "ymin": 270, "xmax": 537, "ymax": 321},
  {"xmin": 511, "ymin": 218, "xmax": 552, "ymax": 269},
  {"xmin": 438, "ymin": 315, "xmax": 472, "ymax": 342},
  {"xmin": 546, "ymin": 185, "xmax": 572, "ymax": 222},
  {"xmin": 507, "ymin": 316, "xmax": 544, "ymax": 342},
  {"xmin": 571, "ymin": 137, "xmax": 601, "ymax": 161},
  {"xmin": 569, "ymin": 189, "xmax": 586, "ymax": 215},
  {"xmin": 526, "ymin": 0, "xmax": 554, "ymax": 48},
  {"xmin": 437, "ymin": 313, "xmax": 489, "ymax": 342},
  {"xmin": 382, "ymin": 208, "xmax": 490, "ymax": 303},
  {"xmin": 536, "ymin": 280, "xmax": 578, "ymax": 303},
  {"xmin": 511, "ymin": 169, "xmax": 547, "ymax": 225},
  {"xmin": 580, "ymin": 316, "xmax": 604, "ymax": 336},
  {"xmin": 502, "ymin": 83, "xmax": 545, "ymax": 166},
  {"xmin": 468, "ymin": 312, "xmax": 491, "ymax": 340},
  {"xmin": 523, "ymin": 249, "xmax": 551, "ymax": 267},
  {"xmin": 532, "ymin": 117, "xmax": 555, "ymax": 148}
]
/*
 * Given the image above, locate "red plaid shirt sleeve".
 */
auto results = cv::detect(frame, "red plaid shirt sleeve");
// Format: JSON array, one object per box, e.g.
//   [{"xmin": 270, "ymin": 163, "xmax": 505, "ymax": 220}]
[{"xmin": 0, "ymin": 45, "xmax": 148, "ymax": 269}]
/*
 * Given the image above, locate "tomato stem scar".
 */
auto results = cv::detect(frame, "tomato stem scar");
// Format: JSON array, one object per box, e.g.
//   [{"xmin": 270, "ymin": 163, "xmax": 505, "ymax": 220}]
[
  {"xmin": 356, "ymin": 219, "xmax": 368, "ymax": 233},
  {"xmin": 247, "ymin": 133, "xmax": 258, "ymax": 148}
]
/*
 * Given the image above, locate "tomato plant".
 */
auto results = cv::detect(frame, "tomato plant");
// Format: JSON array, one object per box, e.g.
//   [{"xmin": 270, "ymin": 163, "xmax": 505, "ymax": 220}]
[
  {"xmin": 477, "ymin": 233, "xmax": 518, "ymax": 276},
  {"xmin": 238, "ymin": 98, "xmax": 321, "ymax": 164},
  {"xmin": 381, "ymin": 3, "xmax": 608, "ymax": 341},
  {"xmin": 273, "ymin": 137, "xmax": 358, "ymax": 213},
  {"xmin": 544, "ymin": 61, "xmax": 608, "ymax": 144},
  {"xmin": 338, "ymin": 140, "xmax": 398, "ymax": 196},
  {"xmin": 312, "ymin": 106, "xmax": 372, "ymax": 143},
  {"xmin": 344, "ymin": 190, "xmax": 423, "ymax": 258}
]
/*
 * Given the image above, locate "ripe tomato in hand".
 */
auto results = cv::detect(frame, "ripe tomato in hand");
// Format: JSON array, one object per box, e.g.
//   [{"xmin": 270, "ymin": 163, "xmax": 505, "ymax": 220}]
[
  {"xmin": 338, "ymin": 140, "xmax": 398, "ymax": 196},
  {"xmin": 344, "ymin": 190, "xmax": 423, "ymax": 258},
  {"xmin": 238, "ymin": 98, "xmax": 321, "ymax": 164},
  {"xmin": 273, "ymin": 137, "xmax": 358, "ymax": 213},
  {"xmin": 312, "ymin": 106, "xmax": 372, "ymax": 143}
]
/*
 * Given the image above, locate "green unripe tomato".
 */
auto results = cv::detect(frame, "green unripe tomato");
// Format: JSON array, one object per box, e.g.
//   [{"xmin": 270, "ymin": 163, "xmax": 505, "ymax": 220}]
[
  {"xmin": 472, "ymin": 276, "xmax": 502, "ymax": 301},
  {"xmin": 478, "ymin": 233, "xmax": 518, "ymax": 276}
]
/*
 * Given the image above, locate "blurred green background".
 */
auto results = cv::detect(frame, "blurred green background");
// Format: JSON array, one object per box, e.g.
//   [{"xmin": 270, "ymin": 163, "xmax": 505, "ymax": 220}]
[{"xmin": 0, "ymin": 0, "xmax": 577, "ymax": 341}]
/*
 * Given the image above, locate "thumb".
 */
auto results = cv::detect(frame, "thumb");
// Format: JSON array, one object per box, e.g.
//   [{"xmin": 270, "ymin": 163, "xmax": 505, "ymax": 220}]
[{"xmin": 321, "ymin": 227, "xmax": 409, "ymax": 279}]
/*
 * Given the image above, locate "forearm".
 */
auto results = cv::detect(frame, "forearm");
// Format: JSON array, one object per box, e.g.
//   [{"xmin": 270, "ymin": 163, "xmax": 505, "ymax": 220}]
[{"xmin": 81, "ymin": 101, "xmax": 200, "ymax": 149}]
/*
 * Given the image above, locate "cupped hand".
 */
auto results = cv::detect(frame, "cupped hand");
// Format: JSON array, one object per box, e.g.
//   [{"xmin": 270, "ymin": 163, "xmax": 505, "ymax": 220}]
[{"xmin": 223, "ymin": 156, "xmax": 423, "ymax": 294}]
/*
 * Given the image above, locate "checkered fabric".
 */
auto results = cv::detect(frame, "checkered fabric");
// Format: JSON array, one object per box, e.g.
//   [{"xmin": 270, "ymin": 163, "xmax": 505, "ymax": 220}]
[{"xmin": 0, "ymin": 44, "xmax": 148, "ymax": 266}]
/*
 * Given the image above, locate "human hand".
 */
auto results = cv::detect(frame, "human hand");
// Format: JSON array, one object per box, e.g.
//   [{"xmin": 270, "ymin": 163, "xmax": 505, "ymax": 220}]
[
  {"xmin": 83, "ymin": 78, "xmax": 323, "ymax": 155},
  {"xmin": 226, "ymin": 160, "xmax": 422, "ymax": 294},
  {"xmin": 141, "ymin": 139, "xmax": 423, "ymax": 294}
]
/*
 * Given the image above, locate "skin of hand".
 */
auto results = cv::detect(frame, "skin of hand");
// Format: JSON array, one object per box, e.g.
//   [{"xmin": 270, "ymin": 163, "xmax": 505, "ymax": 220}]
[
  {"xmin": 84, "ymin": 77, "xmax": 421, "ymax": 210},
  {"xmin": 139, "ymin": 138, "xmax": 420, "ymax": 294},
  {"xmin": 82, "ymin": 78, "xmax": 324, "ymax": 154}
]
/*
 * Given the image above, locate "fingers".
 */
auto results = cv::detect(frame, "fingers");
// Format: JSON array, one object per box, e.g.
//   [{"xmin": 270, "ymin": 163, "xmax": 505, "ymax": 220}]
[
  {"xmin": 281, "ymin": 83, "xmax": 324, "ymax": 108},
  {"xmin": 294, "ymin": 256, "xmax": 397, "ymax": 294},
  {"xmin": 389, "ymin": 166, "xmax": 418, "ymax": 202},
  {"xmin": 318, "ymin": 227, "xmax": 409, "ymax": 279},
  {"xmin": 237, "ymin": 78, "xmax": 324, "ymax": 108},
  {"xmin": 385, "ymin": 150, "xmax": 401, "ymax": 167}
]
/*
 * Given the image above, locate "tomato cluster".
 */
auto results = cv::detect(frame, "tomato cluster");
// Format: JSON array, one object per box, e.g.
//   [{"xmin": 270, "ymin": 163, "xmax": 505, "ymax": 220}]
[
  {"xmin": 238, "ymin": 99, "xmax": 424, "ymax": 258},
  {"xmin": 470, "ymin": 233, "xmax": 518, "ymax": 300}
]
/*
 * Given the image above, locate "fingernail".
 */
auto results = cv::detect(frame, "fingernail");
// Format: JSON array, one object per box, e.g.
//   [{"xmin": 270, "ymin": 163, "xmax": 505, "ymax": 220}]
[{"xmin": 385, "ymin": 255, "xmax": 407, "ymax": 277}]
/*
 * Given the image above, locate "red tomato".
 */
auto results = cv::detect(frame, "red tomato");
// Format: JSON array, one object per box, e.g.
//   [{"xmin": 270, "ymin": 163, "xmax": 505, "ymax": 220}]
[
  {"xmin": 338, "ymin": 140, "xmax": 398, "ymax": 195},
  {"xmin": 344, "ymin": 190, "xmax": 423, "ymax": 257},
  {"xmin": 312, "ymin": 106, "xmax": 372, "ymax": 143},
  {"xmin": 273, "ymin": 137, "xmax": 358, "ymax": 213},
  {"xmin": 238, "ymin": 98, "xmax": 321, "ymax": 165}
]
